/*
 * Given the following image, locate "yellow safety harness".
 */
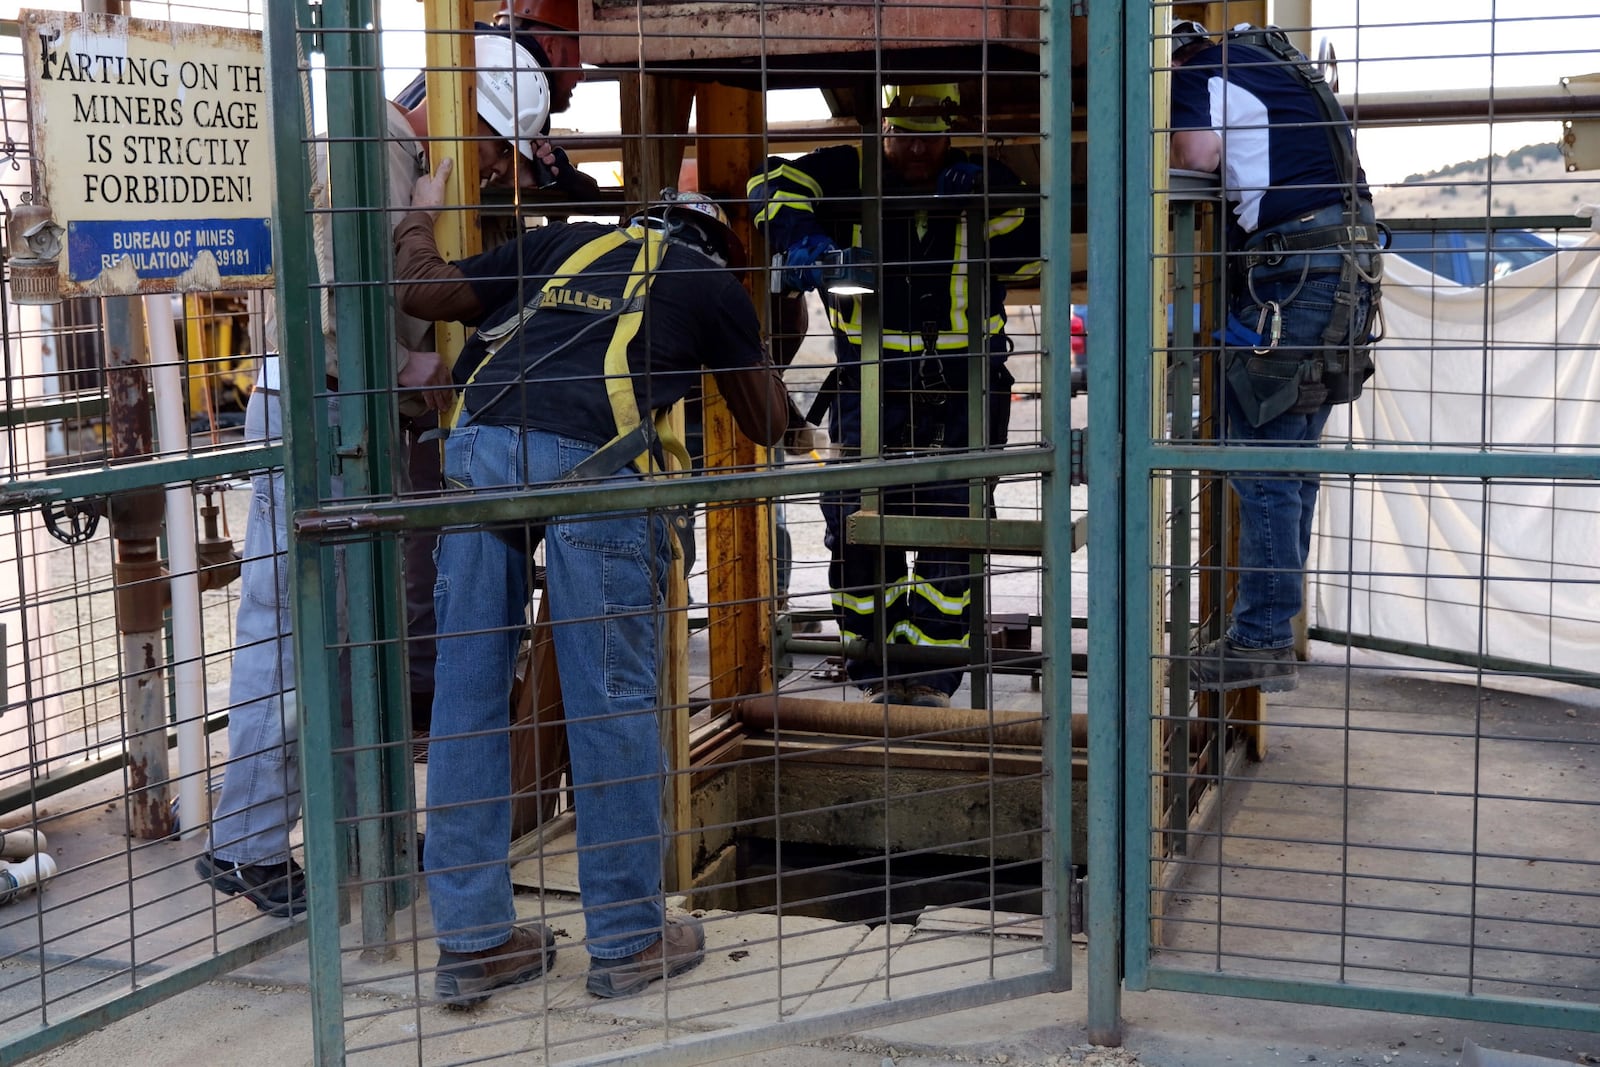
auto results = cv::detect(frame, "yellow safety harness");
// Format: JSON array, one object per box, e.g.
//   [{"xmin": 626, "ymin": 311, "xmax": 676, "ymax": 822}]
[{"xmin": 449, "ymin": 224, "xmax": 691, "ymax": 479}]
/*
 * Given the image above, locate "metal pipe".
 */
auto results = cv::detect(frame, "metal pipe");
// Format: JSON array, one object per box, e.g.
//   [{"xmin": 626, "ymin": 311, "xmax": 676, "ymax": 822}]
[
  {"xmin": 735, "ymin": 693, "xmax": 1085, "ymax": 749},
  {"xmin": 1335, "ymin": 84, "xmax": 1600, "ymax": 126},
  {"xmin": 104, "ymin": 294, "xmax": 173, "ymax": 840},
  {"xmin": 145, "ymin": 294, "xmax": 206, "ymax": 841}
]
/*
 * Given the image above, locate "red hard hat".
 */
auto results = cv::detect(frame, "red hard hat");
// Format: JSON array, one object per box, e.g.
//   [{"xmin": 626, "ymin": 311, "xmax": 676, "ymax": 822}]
[{"xmin": 497, "ymin": 0, "xmax": 579, "ymax": 32}]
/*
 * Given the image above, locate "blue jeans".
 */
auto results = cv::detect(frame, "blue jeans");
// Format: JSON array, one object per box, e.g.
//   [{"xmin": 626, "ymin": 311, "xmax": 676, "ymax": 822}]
[
  {"xmin": 1222, "ymin": 274, "xmax": 1367, "ymax": 650},
  {"xmin": 210, "ymin": 389, "xmax": 298, "ymax": 865},
  {"xmin": 424, "ymin": 423, "xmax": 672, "ymax": 958}
]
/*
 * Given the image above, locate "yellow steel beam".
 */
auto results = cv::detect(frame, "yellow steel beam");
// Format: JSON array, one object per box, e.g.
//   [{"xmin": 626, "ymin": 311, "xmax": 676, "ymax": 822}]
[{"xmin": 422, "ymin": 0, "xmax": 480, "ymax": 366}]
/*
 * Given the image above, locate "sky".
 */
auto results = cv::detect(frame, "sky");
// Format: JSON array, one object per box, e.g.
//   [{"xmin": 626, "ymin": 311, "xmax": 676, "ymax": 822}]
[
  {"xmin": 1309, "ymin": 0, "xmax": 1600, "ymax": 182},
  {"xmin": 3, "ymin": 1, "xmax": 1597, "ymax": 185}
]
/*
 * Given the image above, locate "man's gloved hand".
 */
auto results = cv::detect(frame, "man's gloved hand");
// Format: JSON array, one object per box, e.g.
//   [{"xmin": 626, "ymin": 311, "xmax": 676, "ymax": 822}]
[
  {"xmin": 534, "ymin": 142, "xmax": 601, "ymax": 198},
  {"xmin": 780, "ymin": 233, "xmax": 839, "ymax": 292},
  {"xmin": 936, "ymin": 161, "xmax": 985, "ymax": 197}
]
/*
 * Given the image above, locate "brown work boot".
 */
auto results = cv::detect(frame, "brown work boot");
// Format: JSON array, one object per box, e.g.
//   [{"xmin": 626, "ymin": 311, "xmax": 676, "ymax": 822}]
[
  {"xmin": 435, "ymin": 922, "xmax": 556, "ymax": 1008},
  {"xmin": 586, "ymin": 913, "xmax": 706, "ymax": 999},
  {"xmin": 898, "ymin": 683, "xmax": 952, "ymax": 708},
  {"xmin": 861, "ymin": 681, "xmax": 903, "ymax": 704}
]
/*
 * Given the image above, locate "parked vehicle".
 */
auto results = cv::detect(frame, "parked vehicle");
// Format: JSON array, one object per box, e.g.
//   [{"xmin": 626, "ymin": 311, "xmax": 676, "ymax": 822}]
[
  {"xmin": 1069, "ymin": 305, "xmax": 1087, "ymax": 396},
  {"xmin": 1069, "ymin": 228, "xmax": 1552, "ymax": 396},
  {"xmin": 1383, "ymin": 227, "xmax": 1556, "ymax": 287}
]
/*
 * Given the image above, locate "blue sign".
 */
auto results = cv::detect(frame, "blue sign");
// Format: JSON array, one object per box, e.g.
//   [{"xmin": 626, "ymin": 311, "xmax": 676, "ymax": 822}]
[{"xmin": 66, "ymin": 217, "xmax": 273, "ymax": 282}]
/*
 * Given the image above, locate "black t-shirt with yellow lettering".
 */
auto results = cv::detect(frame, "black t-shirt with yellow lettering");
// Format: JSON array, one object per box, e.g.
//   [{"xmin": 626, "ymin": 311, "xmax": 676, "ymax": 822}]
[{"xmin": 453, "ymin": 220, "xmax": 766, "ymax": 447}]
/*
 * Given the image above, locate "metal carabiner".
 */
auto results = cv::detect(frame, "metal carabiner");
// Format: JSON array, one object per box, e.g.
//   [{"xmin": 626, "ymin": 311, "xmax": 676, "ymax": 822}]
[{"xmin": 1252, "ymin": 301, "xmax": 1282, "ymax": 354}]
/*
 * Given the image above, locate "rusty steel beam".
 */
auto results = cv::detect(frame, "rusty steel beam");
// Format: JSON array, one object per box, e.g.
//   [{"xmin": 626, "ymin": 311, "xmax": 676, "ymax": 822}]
[{"xmin": 735, "ymin": 693, "xmax": 1083, "ymax": 750}]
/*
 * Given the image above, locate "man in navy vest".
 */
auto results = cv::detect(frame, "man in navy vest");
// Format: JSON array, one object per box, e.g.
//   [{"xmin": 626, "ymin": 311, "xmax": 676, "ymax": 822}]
[{"xmin": 1171, "ymin": 21, "xmax": 1382, "ymax": 693}]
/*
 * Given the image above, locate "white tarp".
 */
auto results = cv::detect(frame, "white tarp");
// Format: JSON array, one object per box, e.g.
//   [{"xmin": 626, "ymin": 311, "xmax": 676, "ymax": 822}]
[{"xmin": 1312, "ymin": 231, "xmax": 1600, "ymax": 671}]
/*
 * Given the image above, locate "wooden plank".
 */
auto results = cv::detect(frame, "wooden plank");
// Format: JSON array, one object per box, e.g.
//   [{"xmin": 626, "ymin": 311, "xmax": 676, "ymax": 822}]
[
  {"xmin": 664, "ymin": 403, "xmax": 693, "ymax": 892},
  {"xmin": 696, "ymin": 81, "xmax": 775, "ymax": 703},
  {"xmin": 617, "ymin": 73, "xmax": 693, "ymax": 207}
]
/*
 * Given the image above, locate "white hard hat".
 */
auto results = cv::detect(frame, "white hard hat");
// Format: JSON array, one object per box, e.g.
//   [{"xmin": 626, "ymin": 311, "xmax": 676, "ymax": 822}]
[
  {"xmin": 474, "ymin": 33, "xmax": 550, "ymax": 164},
  {"xmin": 629, "ymin": 188, "xmax": 745, "ymax": 267}
]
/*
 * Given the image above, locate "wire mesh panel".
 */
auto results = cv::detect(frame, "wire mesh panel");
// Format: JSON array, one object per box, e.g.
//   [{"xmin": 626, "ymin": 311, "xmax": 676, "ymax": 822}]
[
  {"xmin": 1123, "ymin": 0, "xmax": 1600, "ymax": 1032},
  {"xmin": 268, "ymin": 0, "xmax": 1074, "ymax": 1062},
  {"xmin": 0, "ymin": 3, "xmax": 321, "ymax": 1059}
]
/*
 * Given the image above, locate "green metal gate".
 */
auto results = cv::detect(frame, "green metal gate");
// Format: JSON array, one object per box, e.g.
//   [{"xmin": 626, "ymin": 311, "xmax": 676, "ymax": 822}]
[
  {"xmin": 273, "ymin": 1, "xmax": 1079, "ymax": 1063},
  {"xmin": 1092, "ymin": 0, "xmax": 1600, "ymax": 1041}
]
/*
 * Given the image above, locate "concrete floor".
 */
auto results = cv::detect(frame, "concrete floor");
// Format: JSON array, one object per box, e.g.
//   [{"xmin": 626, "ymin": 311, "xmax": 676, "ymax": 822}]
[
  {"xmin": 18, "ymin": 940, "xmax": 1600, "ymax": 1066},
  {"xmin": 6, "ymin": 385, "xmax": 1600, "ymax": 1063},
  {"xmin": 5, "ymin": 643, "xmax": 1600, "ymax": 1065}
]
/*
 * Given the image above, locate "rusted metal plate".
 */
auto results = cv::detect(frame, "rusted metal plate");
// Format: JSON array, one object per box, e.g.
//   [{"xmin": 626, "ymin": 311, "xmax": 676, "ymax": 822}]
[
  {"xmin": 579, "ymin": 0, "xmax": 1044, "ymax": 68},
  {"xmin": 21, "ymin": 10, "xmax": 275, "ymax": 295}
]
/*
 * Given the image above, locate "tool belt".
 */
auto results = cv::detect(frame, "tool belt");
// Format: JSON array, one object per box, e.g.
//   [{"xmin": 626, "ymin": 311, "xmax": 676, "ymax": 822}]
[{"xmin": 1227, "ymin": 202, "xmax": 1385, "ymax": 427}]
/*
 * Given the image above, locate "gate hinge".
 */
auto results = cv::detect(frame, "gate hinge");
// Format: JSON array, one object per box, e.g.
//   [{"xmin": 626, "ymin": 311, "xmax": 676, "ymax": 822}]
[
  {"xmin": 1068, "ymin": 426, "xmax": 1088, "ymax": 486},
  {"xmin": 304, "ymin": 1, "xmax": 323, "ymax": 55}
]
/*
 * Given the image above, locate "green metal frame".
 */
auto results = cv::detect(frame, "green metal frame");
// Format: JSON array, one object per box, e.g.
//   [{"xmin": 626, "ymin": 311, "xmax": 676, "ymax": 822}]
[
  {"xmin": 1108, "ymin": 0, "xmax": 1600, "ymax": 1035},
  {"xmin": 272, "ymin": 0, "xmax": 1078, "ymax": 1062},
  {"xmin": 263, "ymin": 1, "xmax": 345, "ymax": 1055},
  {"xmin": 1083, "ymin": 0, "xmax": 1139, "ymax": 1045}
]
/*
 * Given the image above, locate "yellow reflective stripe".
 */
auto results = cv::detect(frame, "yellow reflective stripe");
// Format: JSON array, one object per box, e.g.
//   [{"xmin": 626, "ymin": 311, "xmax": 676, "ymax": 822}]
[
  {"xmin": 949, "ymin": 217, "xmax": 970, "ymax": 335},
  {"xmin": 904, "ymin": 575, "xmax": 969, "ymax": 616},
  {"xmin": 752, "ymin": 193, "xmax": 817, "ymax": 228},
  {"xmin": 748, "ymin": 162, "xmax": 824, "ymax": 199},
  {"xmin": 833, "ymin": 579, "xmax": 917, "ymax": 615},
  {"xmin": 836, "ymin": 330, "xmax": 999, "ymax": 351},
  {"xmin": 987, "ymin": 207, "xmax": 1025, "ymax": 240},
  {"xmin": 888, "ymin": 621, "xmax": 970, "ymax": 648},
  {"xmin": 827, "ymin": 297, "xmax": 861, "ymax": 335},
  {"xmin": 832, "ymin": 587, "xmax": 879, "ymax": 614}
]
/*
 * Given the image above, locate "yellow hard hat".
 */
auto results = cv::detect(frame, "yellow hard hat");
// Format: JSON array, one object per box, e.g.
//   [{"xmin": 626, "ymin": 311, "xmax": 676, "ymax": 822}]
[{"xmin": 883, "ymin": 83, "xmax": 959, "ymax": 133}]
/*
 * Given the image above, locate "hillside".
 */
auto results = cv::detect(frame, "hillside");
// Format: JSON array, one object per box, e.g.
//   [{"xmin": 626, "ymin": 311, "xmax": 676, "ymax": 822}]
[{"xmin": 1372, "ymin": 142, "xmax": 1600, "ymax": 223}]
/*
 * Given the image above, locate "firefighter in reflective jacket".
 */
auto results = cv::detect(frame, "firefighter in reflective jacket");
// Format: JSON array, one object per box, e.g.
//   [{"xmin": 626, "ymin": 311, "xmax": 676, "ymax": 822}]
[
  {"xmin": 748, "ymin": 83, "xmax": 1042, "ymax": 708},
  {"xmin": 395, "ymin": 169, "xmax": 791, "ymax": 1005}
]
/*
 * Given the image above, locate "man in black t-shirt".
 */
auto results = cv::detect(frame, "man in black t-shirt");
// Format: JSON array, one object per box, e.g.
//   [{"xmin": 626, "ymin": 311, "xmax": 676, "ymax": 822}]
[{"xmin": 394, "ymin": 167, "xmax": 791, "ymax": 1006}]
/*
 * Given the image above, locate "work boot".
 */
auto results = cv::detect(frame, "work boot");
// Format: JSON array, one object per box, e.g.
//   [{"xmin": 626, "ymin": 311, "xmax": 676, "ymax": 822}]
[
  {"xmin": 861, "ymin": 681, "xmax": 903, "ymax": 704},
  {"xmin": 195, "ymin": 853, "xmax": 308, "ymax": 917},
  {"xmin": 1187, "ymin": 637, "xmax": 1298, "ymax": 693},
  {"xmin": 898, "ymin": 684, "xmax": 952, "ymax": 708},
  {"xmin": 435, "ymin": 922, "xmax": 557, "ymax": 1009},
  {"xmin": 586, "ymin": 913, "xmax": 706, "ymax": 999}
]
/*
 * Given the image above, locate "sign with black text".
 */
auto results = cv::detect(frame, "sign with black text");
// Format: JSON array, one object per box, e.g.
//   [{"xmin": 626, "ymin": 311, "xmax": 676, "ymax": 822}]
[{"xmin": 21, "ymin": 10, "xmax": 275, "ymax": 294}]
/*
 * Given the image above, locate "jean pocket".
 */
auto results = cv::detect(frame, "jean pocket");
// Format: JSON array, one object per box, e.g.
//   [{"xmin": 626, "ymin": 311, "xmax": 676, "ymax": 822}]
[
  {"xmin": 240, "ymin": 472, "xmax": 289, "ymax": 609},
  {"xmin": 443, "ymin": 426, "xmax": 479, "ymax": 490},
  {"xmin": 602, "ymin": 598, "xmax": 660, "ymax": 700}
]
